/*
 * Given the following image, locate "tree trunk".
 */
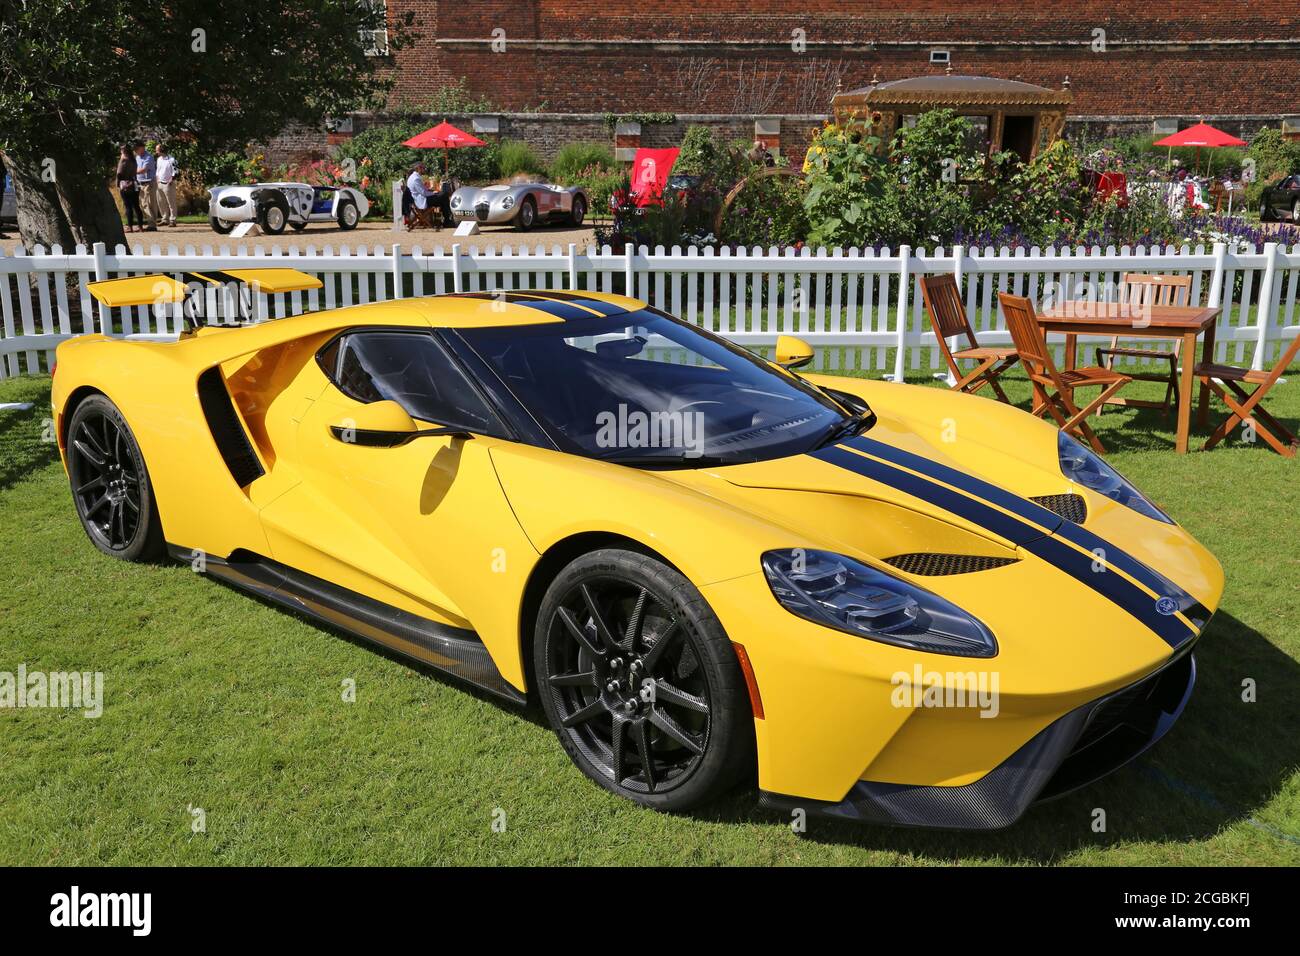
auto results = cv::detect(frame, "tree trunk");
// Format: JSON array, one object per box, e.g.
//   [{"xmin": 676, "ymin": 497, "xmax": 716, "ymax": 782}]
[
  {"xmin": 1, "ymin": 150, "xmax": 76, "ymax": 250},
  {"xmin": 45, "ymin": 145, "xmax": 127, "ymax": 250}
]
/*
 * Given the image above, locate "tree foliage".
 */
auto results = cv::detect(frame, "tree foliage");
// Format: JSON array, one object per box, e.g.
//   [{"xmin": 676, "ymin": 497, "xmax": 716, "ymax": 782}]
[{"xmin": 0, "ymin": 0, "xmax": 413, "ymax": 245}]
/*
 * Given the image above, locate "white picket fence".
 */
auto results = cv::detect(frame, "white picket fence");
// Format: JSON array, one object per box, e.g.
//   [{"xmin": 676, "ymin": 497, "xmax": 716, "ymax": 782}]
[{"xmin": 2, "ymin": 240, "xmax": 1299, "ymax": 381}]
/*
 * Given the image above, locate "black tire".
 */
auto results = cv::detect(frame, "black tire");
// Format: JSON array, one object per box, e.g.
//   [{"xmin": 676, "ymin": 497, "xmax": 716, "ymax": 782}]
[
  {"xmin": 534, "ymin": 548, "xmax": 754, "ymax": 812},
  {"xmin": 256, "ymin": 196, "xmax": 288, "ymax": 234},
  {"xmin": 1260, "ymin": 198, "xmax": 1274, "ymax": 223},
  {"xmin": 337, "ymin": 197, "xmax": 359, "ymax": 231},
  {"xmin": 569, "ymin": 195, "xmax": 587, "ymax": 227},
  {"xmin": 209, "ymin": 215, "xmax": 235, "ymax": 235},
  {"xmin": 289, "ymin": 221, "xmax": 308, "ymax": 232},
  {"xmin": 515, "ymin": 197, "xmax": 536, "ymax": 231},
  {"xmin": 65, "ymin": 395, "xmax": 165, "ymax": 562},
  {"xmin": 1292, "ymin": 200, "xmax": 1300, "ymax": 223}
]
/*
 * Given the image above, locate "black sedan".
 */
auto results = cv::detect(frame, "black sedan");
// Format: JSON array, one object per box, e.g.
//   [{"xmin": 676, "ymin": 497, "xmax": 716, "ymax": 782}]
[{"xmin": 1259, "ymin": 174, "xmax": 1300, "ymax": 222}]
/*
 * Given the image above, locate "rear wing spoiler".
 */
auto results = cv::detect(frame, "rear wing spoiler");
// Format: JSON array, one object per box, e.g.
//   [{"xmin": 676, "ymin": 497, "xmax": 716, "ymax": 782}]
[{"xmin": 86, "ymin": 268, "xmax": 323, "ymax": 332}]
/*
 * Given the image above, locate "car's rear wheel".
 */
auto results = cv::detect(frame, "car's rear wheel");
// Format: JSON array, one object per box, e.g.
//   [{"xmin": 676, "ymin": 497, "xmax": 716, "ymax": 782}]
[
  {"xmin": 337, "ymin": 197, "xmax": 359, "ymax": 230},
  {"xmin": 1292, "ymin": 199, "xmax": 1300, "ymax": 223},
  {"xmin": 257, "ymin": 196, "xmax": 288, "ymax": 234},
  {"xmin": 515, "ymin": 197, "xmax": 536, "ymax": 231},
  {"xmin": 569, "ymin": 195, "xmax": 587, "ymax": 227},
  {"xmin": 534, "ymin": 549, "xmax": 754, "ymax": 811},
  {"xmin": 66, "ymin": 395, "xmax": 164, "ymax": 562},
  {"xmin": 209, "ymin": 215, "xmax": 235, "ymax": 234}
]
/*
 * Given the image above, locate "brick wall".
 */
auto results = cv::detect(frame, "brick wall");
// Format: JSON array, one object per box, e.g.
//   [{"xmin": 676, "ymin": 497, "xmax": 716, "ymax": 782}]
[
  {"xmin": 262, "ymin": 1, "xmax": 1299, "ymax": 167},
  {"xmin": 406, "ymin": 0, "xmax": 1299, "ymax": 116}
]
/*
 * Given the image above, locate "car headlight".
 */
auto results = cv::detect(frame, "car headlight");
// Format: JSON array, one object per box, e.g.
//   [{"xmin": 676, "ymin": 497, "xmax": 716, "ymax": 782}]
[
  {"xmin": 761, "ymin": 549, "xmax": 998, "ymax": 658},
  {"xmin": 500, "ymin": 195, "xmax": 515, "ymax": 210},
  {"xmin": 450, "ymin": 194, "xmax": 462, "ymax": 208},
  {"xmin": 1057, "ymin": 432, "xmax": 1171, "ymax": 523}
]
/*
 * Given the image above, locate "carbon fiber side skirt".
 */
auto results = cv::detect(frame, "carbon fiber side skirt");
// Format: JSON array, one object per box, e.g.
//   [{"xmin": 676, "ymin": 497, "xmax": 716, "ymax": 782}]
[{"xmin": 166, "ymin": 545, "xmax": 526, "ymax": 706}]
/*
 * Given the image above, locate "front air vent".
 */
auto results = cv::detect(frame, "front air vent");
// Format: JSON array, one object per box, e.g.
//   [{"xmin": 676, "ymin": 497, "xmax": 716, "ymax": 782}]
[
  {"xmin": 1030, "ymin": 493, "xmax": 1087, "ymax": 524},
  {"xmin": 197, "ymin": 367, "xmax": 265, "ymax": 488},
  {"xmin": 884, "ymin": 553, "xmax": 1017, "ymax": 576}
]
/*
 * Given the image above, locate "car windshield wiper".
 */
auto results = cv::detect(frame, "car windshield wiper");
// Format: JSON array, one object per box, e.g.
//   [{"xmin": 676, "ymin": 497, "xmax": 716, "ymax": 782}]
[
  {"xmin": 596, "ymin": 452, "xmax": 733, "ymax": 470},
  {"xmin": 811, "ymin": 412, "xmax": 875, "ymax": 450}
]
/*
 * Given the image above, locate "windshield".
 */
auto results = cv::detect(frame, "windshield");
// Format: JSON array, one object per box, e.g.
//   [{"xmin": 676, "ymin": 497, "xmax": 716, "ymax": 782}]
[{"xmin": 456, "ymin": 307, "xmax": 856, "ymax": 466}]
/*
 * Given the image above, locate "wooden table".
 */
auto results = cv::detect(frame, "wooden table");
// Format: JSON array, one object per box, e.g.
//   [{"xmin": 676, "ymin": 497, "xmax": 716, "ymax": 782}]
[{"xmin": 1038, "ymin": 301, "xmax": 1221, "ymax": 453}]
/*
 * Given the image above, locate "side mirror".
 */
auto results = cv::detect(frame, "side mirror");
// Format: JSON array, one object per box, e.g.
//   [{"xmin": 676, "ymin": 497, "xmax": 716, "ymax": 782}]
[
  {"xmin": 775, "ymin": 334, "xmax": 814, "ymax": 370},
  {"xmin": 329, "ymin": 400, "xmax": 472, "ymax": 447}
]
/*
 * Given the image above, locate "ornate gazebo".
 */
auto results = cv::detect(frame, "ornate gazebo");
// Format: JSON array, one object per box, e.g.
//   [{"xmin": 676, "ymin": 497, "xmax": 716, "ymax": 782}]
[{"xmin": 831, "ymin": 74, "xmax": 1073, "ymax": 163}]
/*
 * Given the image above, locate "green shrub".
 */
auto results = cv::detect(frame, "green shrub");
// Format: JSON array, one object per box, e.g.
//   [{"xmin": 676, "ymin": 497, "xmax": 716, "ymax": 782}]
[
  {"xmin": 497, "ymin": 139, "xmax": 546, "ymax": 179},
  {"xmin": 674, "ymin": 125, "xmax": 720, "ymax": 177},
  {"xmin": 572, "ymin": 166, "xmax": 623, "ymax": 219},
  {"xmin": 550, "ymin": 142, "xmax": 615, "ymax": 183}
]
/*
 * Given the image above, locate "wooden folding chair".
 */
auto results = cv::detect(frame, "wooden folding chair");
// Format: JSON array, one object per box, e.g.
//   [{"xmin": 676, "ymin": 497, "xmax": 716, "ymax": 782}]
[
  {"xmin": 1196, "ymin": 333, "xmax": 1300, "ymax": 457},
  {"xmin": 406, "ymin": 205, "xmax": 439, "ymax": 231},
  {"xmin": 920, "ymin": 274, "xmax": 1017, "ymax": 403},
  {"xmin": 1094, "ymin": 273, "xmax": 1192, "ymax": 417},
  {"xmin": 998, "ymin": 293, "xmax": 1132, "ymax": 454}
]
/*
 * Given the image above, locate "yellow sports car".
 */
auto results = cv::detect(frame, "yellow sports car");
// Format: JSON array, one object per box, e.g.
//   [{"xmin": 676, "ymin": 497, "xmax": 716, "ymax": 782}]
[{"xmin": 52, "ymin": 271, "xmax": 1223, "ymax": 829}]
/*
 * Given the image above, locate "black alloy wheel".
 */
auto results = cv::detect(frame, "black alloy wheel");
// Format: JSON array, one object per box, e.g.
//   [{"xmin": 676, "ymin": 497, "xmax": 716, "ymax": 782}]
[
  {"xmin": 66, "ymin": 396, "xmax": 164, "ymax": 561},
  {"xmin": 535, "ymin": 550, "xmax": 753, "ymax": 810}
]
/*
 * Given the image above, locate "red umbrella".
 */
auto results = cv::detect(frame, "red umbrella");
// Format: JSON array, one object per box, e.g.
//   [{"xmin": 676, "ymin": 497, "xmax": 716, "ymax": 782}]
[
  {"xmin": 402, "ymin": 120, "xmax": 487, "ymax": 175},
  {"xmin": 1153, "ymin": 123, "xmax": 1246, "ymax": 148},
  {"xmin": 1153, "ymin": 123, "xmax": 1246, "ymax": 176}
]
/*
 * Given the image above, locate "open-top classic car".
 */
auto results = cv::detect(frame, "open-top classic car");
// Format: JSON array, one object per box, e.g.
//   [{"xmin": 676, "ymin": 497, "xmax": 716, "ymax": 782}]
[
  {"xmin": 450, "ymin": 182, "xmax": 588, "ymax": 230},
  {"xmin": 208, "ymin": 183, "xmax": 370, "ymax": 235}
]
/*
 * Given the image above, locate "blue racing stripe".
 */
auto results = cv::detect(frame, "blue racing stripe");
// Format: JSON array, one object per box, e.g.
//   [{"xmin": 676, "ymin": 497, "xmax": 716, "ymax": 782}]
[
  {"xmin": 454, "ymin": 292, "xmax": 596, "ymax": 321},
  {"xmin": 810, "ymin": 444, "xmax": 1196, "ymax": 648},
  {"xmin": 842, "ymin": 435, "xmax": 1211, "ymax": 627},
  {"xmin": 526, "ymin": 290, "xmax": 629, "ymax": 316}
]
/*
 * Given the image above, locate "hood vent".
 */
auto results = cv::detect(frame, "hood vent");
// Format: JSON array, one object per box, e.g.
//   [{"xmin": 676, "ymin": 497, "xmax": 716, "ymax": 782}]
[
  {"xmin": 1030, "ymin": 493, "xmax": 1087, "ymax": 524},
  {"xmin": 884, "ymin": 553, "xmax": 1016, "ymax": 576}
]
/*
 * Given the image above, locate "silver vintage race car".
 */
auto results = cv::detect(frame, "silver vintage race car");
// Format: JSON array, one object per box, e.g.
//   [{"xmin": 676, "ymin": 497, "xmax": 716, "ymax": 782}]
[
  {"xmin": 449, "ymin": 182, "xmax": 588, "ymax": 230},
  {"xmin": 208, "ymin": 182, "xmax": 369, "ymax": 235}
]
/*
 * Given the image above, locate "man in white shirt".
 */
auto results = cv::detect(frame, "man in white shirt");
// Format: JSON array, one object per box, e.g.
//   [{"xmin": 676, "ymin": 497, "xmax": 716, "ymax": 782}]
[
  {"xmin": 405, "ymin": 163, "xmax": 432, "ymax": 228},
  {"xmin": 154, "ymin": 143, "xmax": 178, "ymax": 227}
]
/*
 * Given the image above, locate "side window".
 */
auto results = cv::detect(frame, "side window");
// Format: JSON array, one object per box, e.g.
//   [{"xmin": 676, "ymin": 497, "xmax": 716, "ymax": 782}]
[{"xmin": 323, "ymin": 331, "xmax": 504, "ymax": 434}]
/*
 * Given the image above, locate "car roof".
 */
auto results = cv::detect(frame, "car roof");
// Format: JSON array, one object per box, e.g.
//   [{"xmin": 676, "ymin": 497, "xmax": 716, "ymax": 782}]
[{"xmin": 180, "ymin": 290, "xmax": 647, "ymax": 365}]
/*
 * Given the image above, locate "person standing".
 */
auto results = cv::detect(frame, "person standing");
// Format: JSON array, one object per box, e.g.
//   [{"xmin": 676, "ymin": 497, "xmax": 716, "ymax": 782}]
[
  {"xmin": 116, "ymin": 145, "xmax": 144, "ymax": 233},
  {"xmin": 154, "ymin": 143, "xmax": 178, "ymax": 227},
  {"xmin": 134, "ymin": 141, "xmax": 158, "ymax": 231}
]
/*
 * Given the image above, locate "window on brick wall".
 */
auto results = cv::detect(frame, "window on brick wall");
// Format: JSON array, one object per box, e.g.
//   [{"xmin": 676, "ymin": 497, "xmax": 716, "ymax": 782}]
[
  {"xmin": 929, "ymin": 50, "xmax": 950, "ymax": 66},
  {"xmin": 360, "ymin": 0, "xmax": 388, "ymax": 56}
]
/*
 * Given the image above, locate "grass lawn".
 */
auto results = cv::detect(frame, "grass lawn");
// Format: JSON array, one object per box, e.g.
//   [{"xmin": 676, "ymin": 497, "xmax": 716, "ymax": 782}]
[{"xmin": 1, "ymin": 366, "xmax": 1298, "ymax": 866}]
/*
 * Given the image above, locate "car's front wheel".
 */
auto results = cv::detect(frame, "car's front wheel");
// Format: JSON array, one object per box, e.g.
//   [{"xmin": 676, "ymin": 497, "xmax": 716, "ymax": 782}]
[
  {"xmin": 337, "ymin": 197, "xmax": 359, "ymax": 230},
  {"xmin": 534, "ymin": 548, "xmax": 754, "ymax": 811},
  {"xmin": 569, "ymin": 195, "xmax": 587, "ymax": 227},
  {"xmin": 1292, "ymin": 199, "xmax": 1300, "ymax": 223},
  {"xmin": 209, "ymin": 215, "xmax": 235, "ymax": 234},
  {"xmin": 515, "ymin": 197, "xmax": 536, "ymax": 231},
  {"xmin": 65, "ymin": 395, "xmax": 165, "ymax": 561},
  {"xmin": 257, "ymin": 197, "xmax": 288, "ymax": 234}
]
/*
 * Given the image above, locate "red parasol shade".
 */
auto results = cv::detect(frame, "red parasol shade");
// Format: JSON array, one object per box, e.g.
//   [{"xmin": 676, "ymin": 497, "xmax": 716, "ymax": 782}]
[
  {"xmin": 1153, "ymin": 122, "xmax": 1246, "ymax": 148},
  {"xmin": 402, "ymin": 121, "xmax": 487, "ymax": 150},
  {"xmin": 402, "ymin": 121, "xmax": 487, "ymax": 176}
]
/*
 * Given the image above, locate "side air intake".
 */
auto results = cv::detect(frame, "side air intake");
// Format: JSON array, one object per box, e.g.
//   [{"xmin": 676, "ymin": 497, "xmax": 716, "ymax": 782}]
[
  {"xmin": 1030, "ymin": 493, "xmax": 1087, "ymax": 524},
  {"xmin": 884, "ymin": 553, "xmax": 1017, "ymax": 576},
  {"xmin": 197, "ymin": 366, "xmax": 264, "ymax": 488}
]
